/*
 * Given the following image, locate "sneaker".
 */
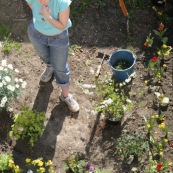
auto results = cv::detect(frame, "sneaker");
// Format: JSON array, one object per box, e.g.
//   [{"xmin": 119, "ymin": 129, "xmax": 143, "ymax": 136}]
[
  {"xmin": 40, "ymin": 66, "xmax": 54, "ymax": 82},
  {"xmin": 59, "ymin": 93, "xmax": 80, "ymax": 112}
]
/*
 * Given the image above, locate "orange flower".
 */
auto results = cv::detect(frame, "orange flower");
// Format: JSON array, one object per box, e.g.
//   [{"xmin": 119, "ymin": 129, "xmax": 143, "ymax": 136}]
[
  {"xmin": 158, "ymin": 23, "xmax": 164, "ymax": 31},
  {"xmin": 161, "ymin": 117, "xmax": 166, "ymax": 121},
  {"xmin": 170, "ymin": 143, "xmax": 173, "ymax": 147},
  {"xmin": 144, "ymin": 42, "xmax": 148, "ymax": 47}
]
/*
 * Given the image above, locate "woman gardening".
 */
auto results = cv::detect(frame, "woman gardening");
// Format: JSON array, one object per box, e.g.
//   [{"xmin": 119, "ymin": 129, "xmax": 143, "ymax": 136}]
[{"xmin": 25, "ymin": 0, "xmax": 79, "ymax": 112}]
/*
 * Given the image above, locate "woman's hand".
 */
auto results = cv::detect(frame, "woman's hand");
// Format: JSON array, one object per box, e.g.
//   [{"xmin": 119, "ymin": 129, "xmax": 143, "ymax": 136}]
[{"xmin": 41, "ymin": 5, "xmax": 51, "ymax": 18}]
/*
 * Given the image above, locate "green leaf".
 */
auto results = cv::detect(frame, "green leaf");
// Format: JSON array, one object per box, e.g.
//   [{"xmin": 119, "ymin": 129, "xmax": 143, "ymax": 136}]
[
  {"xmin": 162, "ymin": 37, "xmax": 168, "ymax": 44},
  {"xmin": 153, "ymin": 30, "xmax": 160, "ymax": 37}
]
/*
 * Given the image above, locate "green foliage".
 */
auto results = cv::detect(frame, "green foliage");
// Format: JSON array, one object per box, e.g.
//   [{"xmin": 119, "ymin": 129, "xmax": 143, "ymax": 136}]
[
  {"xmin": 114, "ymin": 130, "xmax": 149, "ymax": 161},
  {"xmin": 94, "ymin": 0, "xmax": 106, "ymax": 9},
  {"xmin": 123, "ymin": 0, "xmax": 147, "ymax": 9},
  {"xmin": 91, "ymin": 168, "xmax": 112, "ymax": 173},
  {"xmin": 71, "ymin": 0, "xmax": 92, "ymax": 18},
  {"xmin": 152, "ymin": 6, "xmax": 171, "ymax": 23},
  {"xmin": 153, "ymin": 28, "xmax": 168, "ymax": 44},
  {"xmin": 96, "ymin": 75, "xmax": 133, "ymax": 121},
  {"xmin": 0, "ymin": 23, "xmax": 11, "ymax": 41},
  {"xmin": 0, "ymin": 153, "xmax": 12, "ymax": 171},
  {"xmin": 9, "ymin": 105, "xmax": 45, "ymax": 147},
  {"xmin": 0, "ymin": 59, "xmax": 27, "ymax": 110},
  {"xmin": 63, "ymin": 153, "xmax": 84, "ymax": 173},
  {"xmin": 69, "ymin": 44, "xmax": 82, "ymax": 56},
  {"xmin": 144, "ymin": 157, "xmax": 158, "ymax": 173},
  {"xmin": 0, "ymin": 153, "xmax": 22, "ymax": 173},
  {"xmin": 2, "ymin": 36, "xmax": 22, "ymax": 55}
]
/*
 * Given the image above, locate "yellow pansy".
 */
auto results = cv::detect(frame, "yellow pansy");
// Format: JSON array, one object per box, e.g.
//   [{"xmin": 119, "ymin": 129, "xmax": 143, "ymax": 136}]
[
  {"xmin": 38, "ymin": 167, "xmax": 45, "ymax": 173},
  {"xmin": 38, "ymin": 160, "xmax": 44, "ymax": 167},
  {"xmin": 155, "ymin": 114, "xmax": 159, "ymax": 118},
  {"xmin": 144, "ymin": 80, "xmax": 148, "ymax": 84},
  {"xmin": 162, "ymin": 44, "xmax": 168, "ymax": 48},
  {"xmin": 159, "ymin": 151, "xmax": 163, "ymax": 156},
  {"xmin": 26, "ymin": 158, "xmax": 31, "ymax": 163},
  {"xmin": 49, "ymin": 167, "xmax": 55, "ymax": 173},
  {"xmin": 152, "ymin": 6, "xmax": 156, "ymax": 10},
  {"xmin": 45, "ymin": 160, "xmax": 52, "ymax": 166},
  {"xmin": 146, "ymin": 124, "xmax": 150, "ymax": 128},
  {"xmin": 163, "ymin": 64, "xmax": 167, "ymax": 68},
  {"xmin": 164, "ymin": 52, "xmax": 170, "ymax": 56},
  {"xmin": 164, "ymin": 139, "xmax": 168, "ymax": 143},
  {"xmin": 168, "ymin": 162, "xmax": 172, "ymax": 166},
  {"xmin": 8, "ymin": 162, "xmax": 14, "ymax": 168},
  {"xmin": 159, "ymin": 123, "xmax": 165, "ymax": 129},
  {"xmin": 157, "ymin": 51, "xmax": 161, "ymax": 55}
]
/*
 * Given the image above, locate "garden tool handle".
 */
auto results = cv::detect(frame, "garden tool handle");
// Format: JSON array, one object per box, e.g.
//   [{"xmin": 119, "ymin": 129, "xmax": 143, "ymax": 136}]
[
  {"xmin": 119, "ymin": 0, "xmax": 128, "ymax": 17},
  {"xmin": 95, "ymin": 54, "xmax": 106, "ymax": 78},
  {"xmin": 95, "ymin": 65, "xmax": 102, "ymax": 78}
]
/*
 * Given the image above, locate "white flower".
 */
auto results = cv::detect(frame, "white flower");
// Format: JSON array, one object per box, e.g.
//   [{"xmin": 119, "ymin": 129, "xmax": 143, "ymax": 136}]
[
  {"xmin": 15, "ymin": 84, "xmax": 20, "ymax": 88},
  {"xmin": 119, "ymin": 83, "xmax": 123, "ymax": 87},
  {"xmin": 18, "ymin": 127, "xmax": 24, "ymax": 131},
  {"xmin": 21, "ymin": 81, "xmax": 27, "ymax": 88},
  {"xmin": 82, "ymin": 84, "xmax": 96, "ymax": 89},
  {"xmin": 0, "ymin": 103, "xmax": 5, "ymax": 107},
  {"xmin": 125, "ymin": 77, "xmax": 131, "ymax": 83},
  {"xmin": 83, "ymin": 89, "xmax": 94, "ymax": 95},
  {"xmin": 130, "ymin": 71, "xmax": 136, "ymax": 78},
  {"xmin": 14, "ymin": 78, "xmax": 19, "ymax": 82},
  {"xmin": 0, "ymin": 96, "xmax": 8, "ymax": 107},
  {"xmin": 2, "ymin": 96, "xmax": 7, "ymax": 102},
  {"xmin": 27, "ymin": 170, "xmax": 33, "ymax": 173},
  {"xmin": 7, "ymin": 64, "xmax": 13, "ymax": 70},
  {"xmin": 0, "ymin": 66, "xmax": 3, "ymax": 71},
  {"xmin": 8, "ymin": 107, "xmax": 13, "ymax": 112},
  {"xmin": 123, "ymin": 105, "xmax": 126, "ymax": 111},
  {"xmin": 0, "ymin": 83, "xmax": 3, "ymax": 87},
  {"xmin": 1, "ymin": 59, "xmax": 7, "ymax": 66},
  {"xmin": 4, "ymin": 76, "xmax": 11, "ymax": 82},
  {"xmin": 2, "ymin": 80, "xmax": 7, "ymax": 85},
  {"xmin": 4, "ymin": 68, "xmax": 8, "ymax": 71},
  {"xmin": 102, "ymin": 98, "xmax": 113, "ymax": 105},
  {"xmin": 14, "ymin": 68, "xmax": 19, "ymax": 73},
  {"xmin": 7, "ymin": 85, "xmax": 15, "ymax": 91},
  {"xmin": 126, "ymin": 99, "xmax": 132, "ymax": 103},
  {"xmin": 19, "ymin": 78, "xmax": 23, "ymax": 83}
]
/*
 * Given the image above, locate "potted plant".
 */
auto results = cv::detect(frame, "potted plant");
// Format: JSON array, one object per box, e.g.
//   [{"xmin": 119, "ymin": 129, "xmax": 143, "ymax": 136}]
[{"xmin": 96, "ymin": 76, "xmax": 133, "ymax": 124}]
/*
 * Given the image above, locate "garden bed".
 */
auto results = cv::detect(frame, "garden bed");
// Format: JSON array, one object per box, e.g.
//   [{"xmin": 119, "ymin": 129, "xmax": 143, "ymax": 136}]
[{"xmin": 0, "ymin": 0, "xmax": 173, "ymax": 172}]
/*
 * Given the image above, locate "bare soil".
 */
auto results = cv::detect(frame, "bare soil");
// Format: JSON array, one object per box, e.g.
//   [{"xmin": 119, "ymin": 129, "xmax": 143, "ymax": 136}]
[{"xmin": 0, "ymin": 0, "xmax": 173, "ymax": 172}]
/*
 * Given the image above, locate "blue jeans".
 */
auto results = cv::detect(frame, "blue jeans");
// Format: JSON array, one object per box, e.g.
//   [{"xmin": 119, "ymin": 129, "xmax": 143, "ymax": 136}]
[{"xmin": 28, "ymin": 22, "xmax": 70, "ymax": 88}]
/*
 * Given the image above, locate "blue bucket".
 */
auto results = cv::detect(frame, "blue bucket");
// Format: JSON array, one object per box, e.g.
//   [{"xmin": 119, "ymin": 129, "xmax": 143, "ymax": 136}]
[{"xmin": 108, "ymin": 50, "xmax": 136, "ymax": 81}]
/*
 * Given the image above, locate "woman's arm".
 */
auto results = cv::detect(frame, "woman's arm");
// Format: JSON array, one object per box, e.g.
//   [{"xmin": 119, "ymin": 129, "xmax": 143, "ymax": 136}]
[{"xmin": 42, "ymin": 6, "xmax": 70, "ymax": 30}]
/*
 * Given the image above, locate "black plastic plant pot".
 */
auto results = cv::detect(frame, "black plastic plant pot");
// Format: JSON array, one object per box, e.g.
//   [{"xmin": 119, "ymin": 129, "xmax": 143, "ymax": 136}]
[{"xmin": 106, "ymin": 116, "xmax": 122, "ymax": 125}]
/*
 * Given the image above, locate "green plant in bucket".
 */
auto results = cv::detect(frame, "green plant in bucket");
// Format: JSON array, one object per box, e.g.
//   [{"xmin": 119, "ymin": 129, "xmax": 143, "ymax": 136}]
[{"xmin": 114, "ymin": 60, "xmax": 132, "ymax": 70}]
